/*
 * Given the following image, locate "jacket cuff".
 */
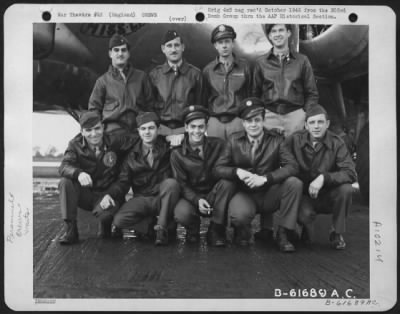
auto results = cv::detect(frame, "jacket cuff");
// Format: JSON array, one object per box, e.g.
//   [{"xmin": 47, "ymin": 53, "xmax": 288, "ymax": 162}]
[
  {"xmin": 266, "ymin": 173, "xmax": 274, "ymax": 185},
  {"xmin": 322, "ymin": 173, "xmax": 331, "ymax": 185},
  {"xmin": 73, "ymin": 169, "xmax": 82, "ymax": 180}
]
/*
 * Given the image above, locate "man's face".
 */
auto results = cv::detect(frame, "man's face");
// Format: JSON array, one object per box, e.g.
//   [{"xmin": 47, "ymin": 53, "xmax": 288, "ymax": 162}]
[
  {"xmin": 242, "ymin": 113, "xmax": 264, "ymax": 138},
  {"xmin": 161, "ymin": 37, "xmax": 184, "ymax": 64},
  {"xmin": 138, "ymin": 121, "xmax": 159, "ymax": 145},
  {"xmin": 185, "ymin": 118, "xmax": 207, "ymax": 144},
  {"xmin": 214, "ymin": 38, "xmax": 234, "ymax": 58},
  {"xmin": 81, "ymin": 122, "xmax": 104, "ymax": 147},
  {"xmin": 268, "ymin": 24, "xmax": 291, "ymax": 49},
  {"xmin": 305, "ymin": 114, "xmax": 330, "ymax": 140},
  {"xmin": 109, "ymin": 44, "xmax": 130, "ymax": 68}
]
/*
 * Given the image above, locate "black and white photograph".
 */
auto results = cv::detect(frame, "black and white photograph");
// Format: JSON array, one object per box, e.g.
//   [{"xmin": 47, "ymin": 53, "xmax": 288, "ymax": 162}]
[{"xmin": 3, "ymin": 4, "xmax": 397, "ymax": 311}]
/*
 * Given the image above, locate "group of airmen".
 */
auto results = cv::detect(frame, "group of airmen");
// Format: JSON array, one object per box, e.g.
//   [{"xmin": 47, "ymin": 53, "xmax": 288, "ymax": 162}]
[{"xmin": 58, "ymin": 24, "xmax": 357, "ymax": 253}]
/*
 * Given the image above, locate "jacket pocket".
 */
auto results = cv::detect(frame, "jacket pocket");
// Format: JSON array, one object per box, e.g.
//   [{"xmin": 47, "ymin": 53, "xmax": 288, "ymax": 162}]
[{"xmin": 104, "ymin": 101, "xmax": 120, "ymax": 112}]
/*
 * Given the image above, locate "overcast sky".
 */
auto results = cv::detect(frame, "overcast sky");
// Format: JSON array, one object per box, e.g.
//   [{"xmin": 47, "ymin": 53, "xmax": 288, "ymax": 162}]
[{"xmin": 33, "ymin": 112, "xmax": 80, "ymax": 154}]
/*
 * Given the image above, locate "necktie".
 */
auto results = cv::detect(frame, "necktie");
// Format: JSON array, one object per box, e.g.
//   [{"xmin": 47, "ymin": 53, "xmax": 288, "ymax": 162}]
[
  {"xmin": 94, "ymin": 146, "xmax": 101, "ymax": 158},
  {"xmin": 195, "ymin": 147, "xmax": 204, "ymax": 159},
  {"xmin": 251, "ymin": 140, "xmax": 259, "ymax": 163},
  {"xmin": 147, "ymin": 148, "xmax": 154, "ymax": 167}
]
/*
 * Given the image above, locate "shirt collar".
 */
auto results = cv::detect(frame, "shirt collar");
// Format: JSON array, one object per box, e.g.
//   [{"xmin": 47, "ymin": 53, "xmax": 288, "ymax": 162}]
[
  {"xmin": 213, "ymin": 54, "xmax": 238, "ymax": 70},
  {"xmin": 162, "ymin": 59, "xmax": 187, "ymax": 74},
  {"xmin": 299, "ymin": 130, "xmax": 334, "ymax": 150},
  {"xmin": 182, "ymin": 134, "xmax": 207, "ymax": 155},
  {"xmin": 266, "ymin": 48, "xmax": 296, "ymax": 60}
]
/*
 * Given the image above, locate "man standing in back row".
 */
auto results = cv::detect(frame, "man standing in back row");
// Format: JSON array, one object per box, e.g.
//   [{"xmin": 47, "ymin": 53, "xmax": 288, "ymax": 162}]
[
  {"xmin": 89, "ymin": 33, "xmax": 154, "ymax": 139},
  {"xmin": 203, "ymin": 24, "xmax": 252, "ymax": 140},
  {"xmin": 253, "ymin": 24, "xmax": 319, "ymax": 136},
  {"xmin": 149, "ymin": 30, "xmax": 204, "ymax": 146}
]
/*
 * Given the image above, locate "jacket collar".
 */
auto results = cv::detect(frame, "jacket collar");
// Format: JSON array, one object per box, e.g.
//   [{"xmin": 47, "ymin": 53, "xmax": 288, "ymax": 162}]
[
  {"xmin": 81, "ymin": 134, "xmax": 110, "ymax": 151},
  {"xmin": 266, "ymin": 48, "xmax": 297, "ymax": 60},
  {"xmin": 108, "ymin": 63, "xmax": 133, "ymax": 79},
  {"xmin": 181, "ymin": 133, "xmax": 208, "ymax": 156},
  {"xmin": 298, "ymin": 130, "xmax": 335, "ymax": 150},
  {"xmin": 132, "ymin": 135, "xmax": 166, "ymax": 155},
  {"xmin": 212, "ymin": 54, "xmax": 239, "ymax": 71},
  {"xmin": 162, "ymin": 59, "xmax": 189, "ymax": 74}
]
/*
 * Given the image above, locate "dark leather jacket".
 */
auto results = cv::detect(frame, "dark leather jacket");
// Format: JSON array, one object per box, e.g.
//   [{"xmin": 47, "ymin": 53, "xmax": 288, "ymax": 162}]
[
  {"xmin": 59, "ymin": 133, "xmax": 138, "ymax": 192},
  {"xmin": 203, "ymin": 56, "xmax": 252, "ymax": 116},
  {"xmin": 170, "ymin": 135, "xmax": 226, "ymax": 205},
  {"xmin": 107, "ymin": 135, "xmax": 172, "ymax": 199},
  {"xmin": 149, "ymin": 60, "xmax": 203, "ymax": 123},
  {"xmin": 88, "ymin": 64, "xmax": 154, "ymax": 130},
  {"xmin": 214, "ymin": 129, "xmax": 298, "ymax": 190},
  {"xmin": 252, "ymin": 50, "xmax": 318, "ymax": 114},
  {"xmin": 285, "ymin": 130, "xmax": 357, "ymax": 188}
]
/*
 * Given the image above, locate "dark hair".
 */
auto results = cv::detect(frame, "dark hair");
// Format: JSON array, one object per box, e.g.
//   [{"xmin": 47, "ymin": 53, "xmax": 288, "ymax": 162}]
[{"xmin": 265, "ymin": 24, "xmax": 292, "ymax": 35}]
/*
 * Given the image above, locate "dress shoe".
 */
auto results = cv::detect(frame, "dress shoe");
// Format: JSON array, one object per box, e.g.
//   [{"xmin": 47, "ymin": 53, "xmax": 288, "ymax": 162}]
[
  {"xmin": 276, "ymin": 227, "xmax": 295, "ymax": 252},
  {"xmin": 329, "ymin": 231, "xmax": 346, "ymax": 250},
  {"xmin": 234, "ymin": 225, "xmax": 252, "ymax": 246},
  {"xmin": 59, "ymin": 220, "xmax": 79, "ymax": 245}
]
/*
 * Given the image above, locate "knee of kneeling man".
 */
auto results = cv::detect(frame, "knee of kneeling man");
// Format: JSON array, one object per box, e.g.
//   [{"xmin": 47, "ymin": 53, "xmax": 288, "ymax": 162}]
[
  {"xmin": 161, "ymin": 178, "xmax": 180, "ymax": 190},
  {"xmin": 284, "ymin": 176, "xmax": 303, "ymax": 190},
  {"xmin": 58, "ymin": 177, "xmax": 74, "ymax": 188},
  {"xmin": 337, "ymin": 183, "xmax": 354, "ymax": 196}
]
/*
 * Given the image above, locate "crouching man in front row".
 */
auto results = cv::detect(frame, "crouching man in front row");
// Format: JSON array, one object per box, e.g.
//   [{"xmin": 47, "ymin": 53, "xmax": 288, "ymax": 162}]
[
  {"xmin": 285, "ymin": 105, "xmax": 357, "ymax": 249},
  {"xmin": 214, "ymin": 98, "xmax": 303, "ymax": 252},
  {"xmin": 170, "ymin": 106, "xmax": 237, "ymax": 246},
  {"xmin": 58, "ymin": 111, "xmax": 138, "ymax": 244},
  {"xmin": 104, "ymin": 112, "xmax": 180, "ymax": 246}
]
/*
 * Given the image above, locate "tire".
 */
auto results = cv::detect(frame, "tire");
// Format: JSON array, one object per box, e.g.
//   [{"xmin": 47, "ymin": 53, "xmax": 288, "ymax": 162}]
[{"xmin": 356, "ymin": 123, "xmax": 369, "ymax": 205}]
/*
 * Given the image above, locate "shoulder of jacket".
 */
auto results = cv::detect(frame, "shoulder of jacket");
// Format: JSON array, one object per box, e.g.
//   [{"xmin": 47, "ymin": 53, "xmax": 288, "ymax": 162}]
[{"xmin": 186, "ymin": 63, "xmax": 201, "ymax": 73}]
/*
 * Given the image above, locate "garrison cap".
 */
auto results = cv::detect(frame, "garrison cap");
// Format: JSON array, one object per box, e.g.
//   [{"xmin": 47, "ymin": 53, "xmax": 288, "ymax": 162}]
[
  {"xmin": 136, "ymin": 112, "xmax": 160, "ymax": 127},
  {"xmin": 182, "ymin": 105, "xmax": 209, "ymax": 124},
  {"xmin": 211, "ymin": 24, "xmax": 237, "ymax": 43},
  {"xmin": 238, "ymin": 97, "xmax": 265, "ymax": 120},
  {"xmin": 79, "ymin": 111, "xmax": 102, "ymax": 129},
  {"xmin": 109, "ymin": 33, "xmax": 130, "ymax": 49},
  {"xmin": 163, "ymin": 30, "xmax": 181, "ymax": 45},
  {"xmin": 305, "ymin": 104, "xmax": 329, "ymax": 121}
]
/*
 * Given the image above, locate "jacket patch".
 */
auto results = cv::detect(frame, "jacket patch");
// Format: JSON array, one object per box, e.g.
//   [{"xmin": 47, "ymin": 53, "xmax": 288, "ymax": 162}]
[{"xmin": 103, "ymin": 151, "xmax": 117, "ymax": 167}]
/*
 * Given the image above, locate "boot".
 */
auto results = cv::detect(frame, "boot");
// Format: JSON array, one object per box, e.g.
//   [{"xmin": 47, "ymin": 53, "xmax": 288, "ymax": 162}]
[
  {"xmin": 154, "ymin": 225, "xmax": 168, "ymax": 246},
  {"xmin": 233, "ymin": 225, "xmax": 252, "ymax": 246},
  {"xmin": 206, "ymin": 222, "xmax": 226, "ymax": 247},
  {"xmin": 97, "ymin": 219, "xmax": 112, "ymax": 238},
  {"xmin": 185, "ymin": 224, "xmax": 200, "ymax": 244},
  {"xmin": 59, "ymin": 220, "xmax": 79, "ymax": 245},
  {"xmin": 329, "ymin": 231, "xmax": 346, "ymax": 250},
  {"xmin": 276, "ymin": 226, "xmax": 295, "ymax": 252}
]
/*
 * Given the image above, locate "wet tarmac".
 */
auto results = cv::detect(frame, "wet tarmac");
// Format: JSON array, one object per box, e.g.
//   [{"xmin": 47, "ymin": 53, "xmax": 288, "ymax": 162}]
[{"xmin": 33, "ymin": 191, "xmax": 369, "ymax": 299}]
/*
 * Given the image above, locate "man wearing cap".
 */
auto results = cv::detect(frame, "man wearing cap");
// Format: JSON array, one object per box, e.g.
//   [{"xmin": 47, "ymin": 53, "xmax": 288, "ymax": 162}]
[
  {"xmin": 149, "ymin": 30, "xmax": 203, "ymax": 147},
  {"xmin": 214, "ymin": 97, "xmax": 302, "ymax": 252},
  {"xmin": 88, "ymin": 33, "xmax": 154, "ymax": 139},
  {"xmin": 252, "ymin": 24, "xmax": 318, "ymax": 136},
  {"xmin": 105, "ymin": 112, "xmax": 180, "ymax": 246},
  {"xmin": 285, "ymin": 105, "xmax": 357, "ymax": 249},
  {"xmin": 203, "ymin": 24, "xmax": 252, "ymax": 140},
  {"xmin": 58, "ymin": 111, "xmax": 138, "ymax": 244},
  {"xmin": 170, "ymin": 105, "xmax": 236, "ymax": 246}
]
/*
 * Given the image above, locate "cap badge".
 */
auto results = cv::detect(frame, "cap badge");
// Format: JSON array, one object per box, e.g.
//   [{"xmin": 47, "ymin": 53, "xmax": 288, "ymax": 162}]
[
  {"xmin": 219, "ymin": 25, "xmax": 226, "ymax": 32},
  {"xmin": 246, "ymin": 100, "xmax": 252, "ymax": 107},
  {"xmin": 189, "ymin": 105, "xmax": 195, "ymax": 111}
]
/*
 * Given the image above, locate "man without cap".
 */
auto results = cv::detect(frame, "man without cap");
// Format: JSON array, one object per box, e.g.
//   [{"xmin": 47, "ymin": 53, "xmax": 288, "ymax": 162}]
[
  {"xmin": 149, "ymin": 30, "xmax": 204, "ymax": 147},
  {"xmin": 104, "ymin": 112, "xmax": 180, "ymax": 246},
  {"xmin": 252, "ymin": 24, "xmax": 319, "ymax": 136},
  {"xmin": 285, "ymin": 105, "xmax": 357, "ymax": 249},
  {"xmin": 88, "ymin": 33, "xmax": 154, "ymax": 139},
  {"xmin": 58, "ymin": 111, "xmax": 138, "ymax": 244},
  {"xmin": 214, "ymin": 97, "xmax": 302, "ymax": 252},
  {"xmin": 170, "ymin": 105, "xmax": 237, "ymax": 246},
  {"xmin": 203, "ymin": 24, "xmax": 252, "ymax": 140}
]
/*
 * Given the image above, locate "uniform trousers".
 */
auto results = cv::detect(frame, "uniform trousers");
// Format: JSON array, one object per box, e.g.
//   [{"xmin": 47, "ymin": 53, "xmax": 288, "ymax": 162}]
[
  {"xmin": 58, "ymin": 178, "xmax": 120, "ymax": 224},
  {"xmin": 264, "ymin": 108, "xmax": 306, "ymax": 137},
  {"xmin": 229, "ymin": 177, "xmax": 303, "ymax": 231},
  {"xmin": 298, "ymin": 183, "xmax": 353, "ymax": 234},
  {"xmin": 174, "ymin": 179, "xmax": 237, "ymax": 231},
  {"xmin": 207, "ymin": 117, "xmax": 244, "ymax": 140},
  {"xmin": 113, "ymin": 179, "xmax": 180, "ymax": 233}
]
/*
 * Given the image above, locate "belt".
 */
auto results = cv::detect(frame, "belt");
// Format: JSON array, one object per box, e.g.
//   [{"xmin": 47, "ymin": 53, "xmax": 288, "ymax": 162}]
[
  {"xmin": 161, "ymin": 120, "xmax": 184, "ymax": 129},
  {"xmin": 215, "ymin": 114, "xmax": 236, "ymax": 123}
]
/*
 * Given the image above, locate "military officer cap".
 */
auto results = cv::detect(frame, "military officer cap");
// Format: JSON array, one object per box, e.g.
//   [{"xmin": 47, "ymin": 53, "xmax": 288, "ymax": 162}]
[
  {"xmin": 238, "ymin": 97, "xmax": 265, "ymax": 120},
  {"xmin": 211, "ymin": 24, "xmax": 237, "ymax": 43},
  {"xmin": 182, "ymin": 105, "xmax": 210, "ymax": 124},
  {"xmin": 136, "ymin": 111, "xmax": 160, "ymax": 127},
  {"xmin": 305, "ymin": 104, "xmax": 329, "ymax": 121},
  {"xmin": 163, "ymin": 30, "xmax": 181, "ymax": 45},
  {"xmin": 109, "ymin": 33, "xmax": 130, "ymax": 50},
  {"xmin": 79, "ymin": 111, "xmax": 102, "ymax": 129}
]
